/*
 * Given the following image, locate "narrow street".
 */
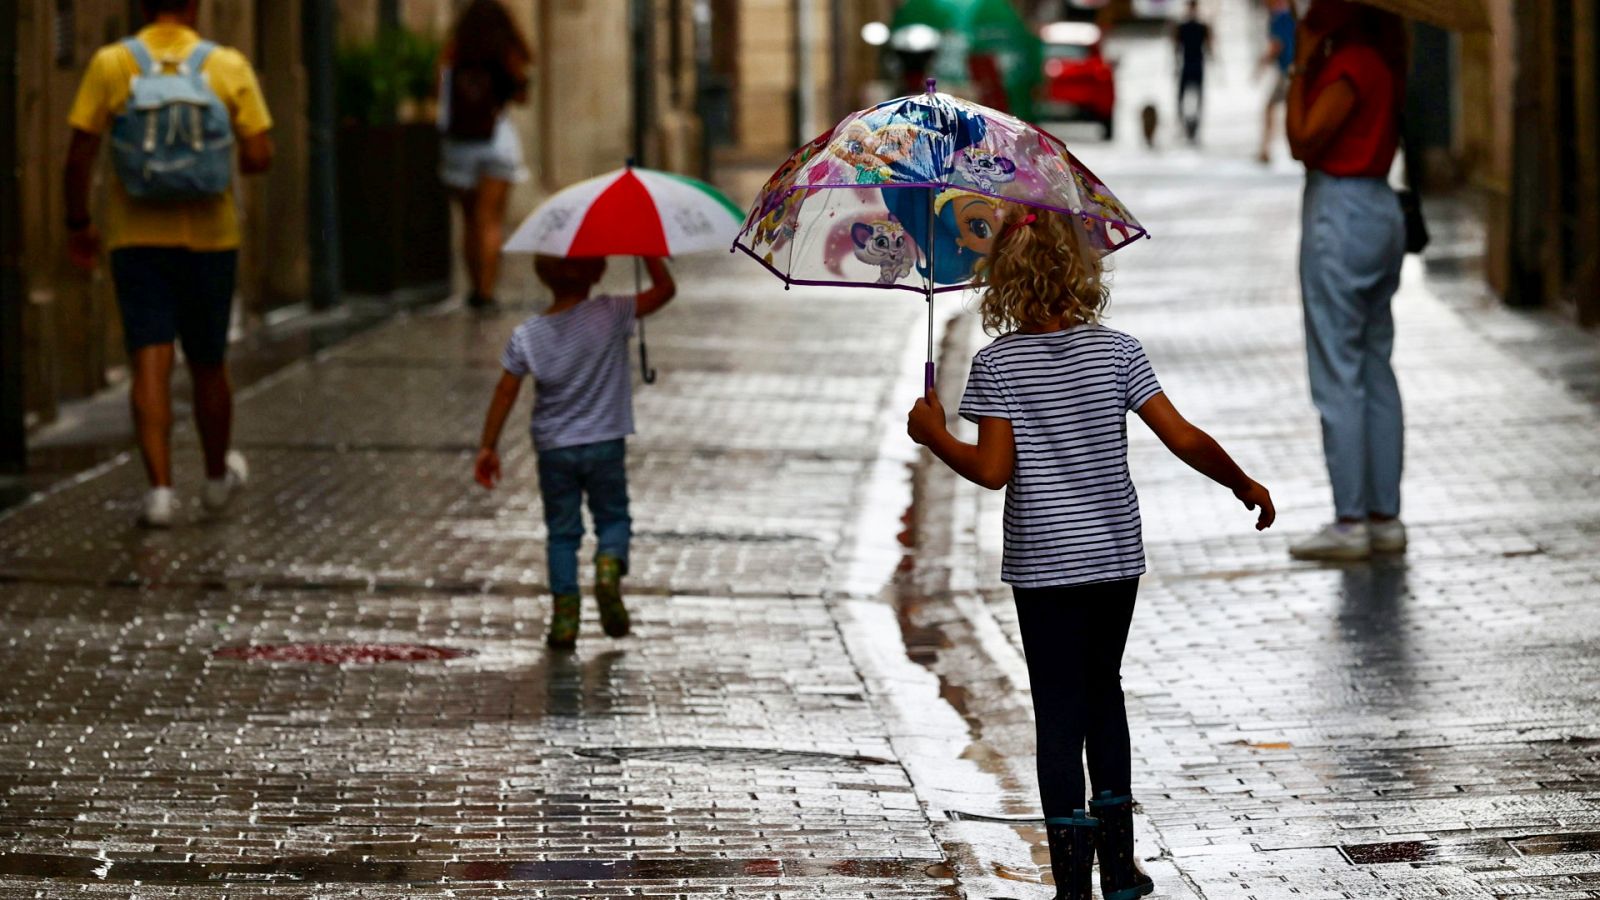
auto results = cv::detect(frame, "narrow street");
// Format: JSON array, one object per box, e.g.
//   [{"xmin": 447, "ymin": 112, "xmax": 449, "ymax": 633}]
[{"xmin": 4, "ymin": 1, "xmax": 1600, "ymax": 897}]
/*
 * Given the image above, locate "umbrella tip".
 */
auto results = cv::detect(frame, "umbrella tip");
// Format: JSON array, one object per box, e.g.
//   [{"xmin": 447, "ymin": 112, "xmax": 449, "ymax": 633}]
[
  {"xmin": 626, "ymin": 156, "xmax": 635, "ymax": 169},
  {"xmin": 925, "ymin": 77, "xmax": 937, "ymax": 94}
]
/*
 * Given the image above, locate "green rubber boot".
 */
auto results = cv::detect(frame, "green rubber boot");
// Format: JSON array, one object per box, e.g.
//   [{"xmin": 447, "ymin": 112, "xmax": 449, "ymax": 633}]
[
  {"xmin": 547, "ymin": 593, "xmax": 580, "ymax": 649},
  {"xmin": 595, "ymin": 555, "xmax": 630, "ymax": 638}
]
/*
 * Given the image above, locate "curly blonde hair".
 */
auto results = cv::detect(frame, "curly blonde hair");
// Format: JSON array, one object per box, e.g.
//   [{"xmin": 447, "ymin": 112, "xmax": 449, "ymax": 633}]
[{"xmin": 971, "ymin": 207, "xmax": 1108, "ymax": 336}]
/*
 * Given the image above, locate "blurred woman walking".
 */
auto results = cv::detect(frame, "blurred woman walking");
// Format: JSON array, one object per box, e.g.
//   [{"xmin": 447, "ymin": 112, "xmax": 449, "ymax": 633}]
[
  {"xmin": 1286, "ymin": 0, "xmax": 1410, "ymax": 560},
  {"xmin": 439, "ymin": 0, "xmax": 531, "ymax": 310}
]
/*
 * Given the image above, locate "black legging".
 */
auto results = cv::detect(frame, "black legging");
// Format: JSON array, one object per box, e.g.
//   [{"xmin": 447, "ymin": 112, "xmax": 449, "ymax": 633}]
[{"xmin": 1013, "ymin": 577, "xmax": 1139, "ymax": 819}]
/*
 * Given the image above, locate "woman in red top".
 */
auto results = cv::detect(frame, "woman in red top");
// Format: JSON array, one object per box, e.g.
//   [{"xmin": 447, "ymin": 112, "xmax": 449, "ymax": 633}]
[{"xmin": 1285, "ymin": 0, "xmax": 1410, "ymax": 562}]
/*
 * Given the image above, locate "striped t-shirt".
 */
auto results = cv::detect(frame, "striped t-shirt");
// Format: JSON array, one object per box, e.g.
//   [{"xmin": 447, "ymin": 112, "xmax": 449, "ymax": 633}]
[
  {"xmin": 958, "ymin": 325, "xmax": 1163, "ymax": 588},
  {"xmin": 501, "ymin": 294, "xmax": 637, "ymax": 452}
]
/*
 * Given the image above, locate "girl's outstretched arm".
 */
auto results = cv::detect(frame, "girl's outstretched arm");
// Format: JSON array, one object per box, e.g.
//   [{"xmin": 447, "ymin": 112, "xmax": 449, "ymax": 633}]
[
  {"xmin": 1136, "ymin": 393, "xmax": 1275, "ymax": 530},
  {"xmin": 907, "ymin": 388, "xmax": 1014, "ymax": 491}
]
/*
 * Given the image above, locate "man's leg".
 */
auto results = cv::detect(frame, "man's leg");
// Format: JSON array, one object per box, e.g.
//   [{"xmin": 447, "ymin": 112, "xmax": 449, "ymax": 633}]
[
  {"xmin": 129, "ymin": 344, "xmax": 177, "ymax": 488},
  {"xmin": 176, "ymin": 250, "xmax": 239, "ymax": 481},
  {"xmin": 110, "ymin": 248, "xmax": 181, "ymax": 490},
  {"xmin": 188, "ymin": 362, "xmax": 232, "ymax": 480}
]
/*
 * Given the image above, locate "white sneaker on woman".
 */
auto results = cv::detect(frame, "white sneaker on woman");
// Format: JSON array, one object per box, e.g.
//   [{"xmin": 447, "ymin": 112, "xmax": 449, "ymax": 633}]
[
  {"xmin": 139, "ymin": 487, "xmax": 176, "ymax": 528},
  {"xmin": 1369, "ymin": 519, "xmax": 1407, "ymax": 554},
  {"xmin": 1289, "ymin": 521, "xmax": 1370, "ymax": 561},
  {"xmin": 202, "ymin": 451, "xmax": 250, "ymax": 513}
]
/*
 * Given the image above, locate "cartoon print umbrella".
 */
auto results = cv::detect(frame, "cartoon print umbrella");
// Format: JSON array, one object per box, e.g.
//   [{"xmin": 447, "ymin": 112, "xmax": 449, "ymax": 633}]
[
  {"xmin": 733, "ymin": 80, "xmax": 1146, "ymax": 390},
  {"xmin": 505, "ymin": 163, "xmax": 743, "ymax": 381}
]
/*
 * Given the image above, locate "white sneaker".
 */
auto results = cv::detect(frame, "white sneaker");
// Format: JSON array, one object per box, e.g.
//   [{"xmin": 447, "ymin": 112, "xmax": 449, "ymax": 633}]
[
  {"xmin": 1369, "ymin": 519, "xmax": 1407, "ymax": 554},
  {"xmin": 1289, "ymin": 521, "xmax": 1370, "ymax": 561},
  {"xmin": 139, "ymin": 487, "xmax": 176, "ymax": 528},
  {"xmin": 202, "ymin": 451, "xmax": 250, "ymax": 513}
]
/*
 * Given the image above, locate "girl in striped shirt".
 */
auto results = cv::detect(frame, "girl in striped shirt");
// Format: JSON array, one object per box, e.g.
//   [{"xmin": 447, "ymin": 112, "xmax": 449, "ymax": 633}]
[{"xmin": 907, "ymin": 209, "xmax": 1274, "ymax": 900}]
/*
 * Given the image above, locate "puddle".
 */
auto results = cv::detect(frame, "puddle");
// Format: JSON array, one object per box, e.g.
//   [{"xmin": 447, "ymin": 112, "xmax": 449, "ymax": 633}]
[
  {"xmin": 1340, "ymin": 838, "xmax": 1515, "ymax": 865},
  {"xmin": 0, "ymin": 853, "xmax": 949, "ymax": 884},
  {"xmin": 573, "ymin": 745, "xmax": 895, "ymax": 768}
]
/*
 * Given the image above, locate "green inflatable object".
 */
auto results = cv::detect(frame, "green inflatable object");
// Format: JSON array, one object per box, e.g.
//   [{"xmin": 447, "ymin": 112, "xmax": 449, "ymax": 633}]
[{"xmin": 890, "ymin": 0, "xmax": 1042, "ymax": 121}]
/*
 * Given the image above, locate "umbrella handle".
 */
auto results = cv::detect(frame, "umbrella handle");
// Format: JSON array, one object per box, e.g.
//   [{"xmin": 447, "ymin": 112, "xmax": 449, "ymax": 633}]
[
  {"xmin": 640, "ymin": 322, "xmax": 657, "ymax": 385},
  {"xmin": 925, "ymin": 361, "xmax": 935, "ymax": 394},
  {"xmin": 635, "ymin": 256, "xmax": 657, "ymax": 385}
]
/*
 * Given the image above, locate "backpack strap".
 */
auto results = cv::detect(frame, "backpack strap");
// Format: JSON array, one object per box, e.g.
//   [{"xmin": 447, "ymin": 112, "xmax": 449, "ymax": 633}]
[
  {"xmin": 122, "ymin": 37, "xmax": 156, "ymax": 77},
  {"xmin": 184, "ymin": 40, "xmax": 217, "ymax": 79}
]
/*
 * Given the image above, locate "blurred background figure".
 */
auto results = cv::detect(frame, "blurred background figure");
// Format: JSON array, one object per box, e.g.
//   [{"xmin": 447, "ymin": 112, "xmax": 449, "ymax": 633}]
[
  {"xmin": 438, "ymin": 0, "xmax": 531, "ymax": 311},
  {"xmin": 61, "ymin": 0, "xmax": 273, "ymax": 527},
  {"xmin": 1257, "ymin": 0, "xmax": 1296, "ymax": 163},
  {"xmin": 1172, "ymin": 0, "xmax": 1212, "ymax": 143}
]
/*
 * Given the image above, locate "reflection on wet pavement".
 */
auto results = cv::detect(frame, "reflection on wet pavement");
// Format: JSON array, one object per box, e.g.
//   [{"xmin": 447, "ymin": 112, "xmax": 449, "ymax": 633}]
[{"xmin": 0, "ymin": 851, "xmax": 953, "ymax": 884}]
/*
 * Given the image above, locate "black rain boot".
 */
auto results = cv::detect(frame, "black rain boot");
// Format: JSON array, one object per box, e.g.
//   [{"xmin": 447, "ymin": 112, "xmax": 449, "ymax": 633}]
[
  {"xmin": 1044, "ymin": 810, "xmax": 1098, "ymax": 900},
  {"xmin": 1091, "ymin": 791, "xmax": 1155, "ymax": 900}
]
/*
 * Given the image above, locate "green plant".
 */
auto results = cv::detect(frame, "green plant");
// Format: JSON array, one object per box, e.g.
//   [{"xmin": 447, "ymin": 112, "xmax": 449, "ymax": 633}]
[{"xmin": 336, "ymin": 27, "xmax": 442, "ymax": 125}]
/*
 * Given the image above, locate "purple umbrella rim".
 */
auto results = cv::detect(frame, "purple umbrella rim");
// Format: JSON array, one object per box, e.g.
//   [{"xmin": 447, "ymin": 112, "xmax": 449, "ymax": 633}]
[
  {"xmin": 732, "ymin": 232, "xmax": 1145, "ymax": 295},
  {"xmin": 733, "ymin": 243, "xmax": 977, "ymax": 294},
  {"xmin": 737, "ymin": 181, "xmax": 1149, "ymax": 247}
]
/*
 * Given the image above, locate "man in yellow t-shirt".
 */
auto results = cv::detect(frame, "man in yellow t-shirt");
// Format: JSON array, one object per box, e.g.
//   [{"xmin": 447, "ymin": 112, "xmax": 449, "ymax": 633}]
[{"xmin": 64, "ymin": 0, "xmax": 274, "ymax": 527}]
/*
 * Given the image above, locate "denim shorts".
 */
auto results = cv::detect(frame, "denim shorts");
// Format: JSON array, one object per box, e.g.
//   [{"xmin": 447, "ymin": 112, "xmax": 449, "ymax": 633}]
[
  {"xmin": 439, "ymin": 116, "xmax": 528, "ymax": 191},
  {"xmin": 109, "ymin": 247, "xmax": 238, "ymax": 364}
]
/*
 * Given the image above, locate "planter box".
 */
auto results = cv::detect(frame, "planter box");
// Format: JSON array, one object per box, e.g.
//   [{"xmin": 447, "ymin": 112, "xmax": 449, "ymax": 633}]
[{"xmin": 336, "ymin": 122, "xmax": 451, "ymax": 298}]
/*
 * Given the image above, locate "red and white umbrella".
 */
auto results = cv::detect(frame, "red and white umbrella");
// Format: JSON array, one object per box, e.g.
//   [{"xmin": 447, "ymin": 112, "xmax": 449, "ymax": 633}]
[{"xmin": 503, "ymin": 165, "xmax": 743, "ymax": 257}]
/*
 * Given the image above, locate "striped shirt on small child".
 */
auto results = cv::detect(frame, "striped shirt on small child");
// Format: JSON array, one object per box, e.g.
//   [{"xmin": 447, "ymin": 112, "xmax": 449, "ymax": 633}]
[
  {"xmin": 501, "ymin": 294, "xmax": 637, "ymax": 452},
  {"xmin": 958, "ymin": 325, "xmax": 1163, "ymax": 589}
]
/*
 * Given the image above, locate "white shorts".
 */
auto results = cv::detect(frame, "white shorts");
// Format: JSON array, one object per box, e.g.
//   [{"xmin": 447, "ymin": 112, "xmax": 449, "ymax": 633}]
[{"xmin": 439, "ymin": 116, "xmax": 528, "ymax": 191}]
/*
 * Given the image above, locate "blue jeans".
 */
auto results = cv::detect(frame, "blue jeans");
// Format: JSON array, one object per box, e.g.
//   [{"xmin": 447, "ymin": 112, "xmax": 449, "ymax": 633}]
[
  {"xmin": 537, "ymin": 438, "xmax": 631, "ymax": 596},
  {"xmin": 1300, "ymin": 172, "xmax": 1406, "ymax": 520}
]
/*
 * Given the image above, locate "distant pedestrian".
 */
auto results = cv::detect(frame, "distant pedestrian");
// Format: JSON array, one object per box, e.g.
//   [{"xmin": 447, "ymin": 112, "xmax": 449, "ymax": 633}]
[
  {"xmin": 1285, "ymin": 0, "xmax": 1409, "ymax": 561},
  {"xmin": 1172, "ymin": 0, "xmax": 1212, "ymax": 143},
  {"xmin": 473, "ymin": 256, "xmax": 675, "ymax": 649},
  {"xmin": 63, "ymin": 0, "xmax": 274, "ymax": 527},
  {"xmin": 439, "ymin": 0, "xmax": 532, "ymax": 311},
  {"xmin": 1257, "ymin": 0, "xmax": 1296, "ymax": 163},
  {"xmin": 906, "ymin": 209, "xmax": 1273, "ymax": 900}
]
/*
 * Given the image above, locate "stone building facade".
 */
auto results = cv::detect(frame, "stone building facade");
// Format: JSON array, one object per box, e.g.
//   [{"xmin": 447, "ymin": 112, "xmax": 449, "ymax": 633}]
[{"xmin": 1457, "ymin": 1, "xmax": 1598, "ymax": 324}]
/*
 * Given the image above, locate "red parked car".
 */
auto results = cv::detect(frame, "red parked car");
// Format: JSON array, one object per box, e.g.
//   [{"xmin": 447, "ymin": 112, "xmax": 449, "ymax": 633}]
[{"xmin": 1038, "ymin": 21, "xmax": 1116, "ymax": 139}]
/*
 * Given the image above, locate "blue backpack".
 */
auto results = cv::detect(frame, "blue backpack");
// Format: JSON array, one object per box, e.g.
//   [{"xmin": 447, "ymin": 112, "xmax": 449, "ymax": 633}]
[{"xmin": 109, "ymin": 38, "xmax": 234, "ymax": 200}]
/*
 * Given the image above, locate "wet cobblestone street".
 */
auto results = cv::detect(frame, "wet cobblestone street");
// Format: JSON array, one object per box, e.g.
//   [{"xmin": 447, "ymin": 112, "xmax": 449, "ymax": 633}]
[
  {"xmin": 5, "ymin": 1, "xmax": 1600, "ymax": 895},
  {"xmin": 0, "ymin": 266, "xmax": 962, "ymax": 896}
]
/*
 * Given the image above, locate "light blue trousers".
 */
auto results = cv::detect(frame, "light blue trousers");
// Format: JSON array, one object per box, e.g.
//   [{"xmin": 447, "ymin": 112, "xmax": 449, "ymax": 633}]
[{"xmin": 1300, "ymin": 172, "xmax": 1406, "ymax": 520}]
